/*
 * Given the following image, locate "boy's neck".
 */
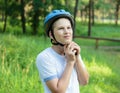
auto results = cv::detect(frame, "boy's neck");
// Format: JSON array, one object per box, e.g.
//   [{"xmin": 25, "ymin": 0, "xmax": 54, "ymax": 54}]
[{"xmin": 52, "ymin": 45, "xmax": 64, "ymax": 55}]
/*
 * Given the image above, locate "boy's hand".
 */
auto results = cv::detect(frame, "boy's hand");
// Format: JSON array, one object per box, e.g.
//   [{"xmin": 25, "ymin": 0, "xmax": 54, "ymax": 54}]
[{"xmin": 64, "ymin": 42, "xmax": 80, "ymax": 64}]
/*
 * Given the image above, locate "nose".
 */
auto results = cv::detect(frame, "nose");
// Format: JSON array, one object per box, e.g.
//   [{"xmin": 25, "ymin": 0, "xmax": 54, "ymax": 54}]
[{"xmin": 64, "ymin": 28, "xmax": 69, "ymax": 33}]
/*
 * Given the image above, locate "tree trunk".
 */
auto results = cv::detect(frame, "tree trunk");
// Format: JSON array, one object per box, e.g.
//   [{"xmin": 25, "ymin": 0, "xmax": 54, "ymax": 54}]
[
  {"xmin": 32, "ymin": 0, "xmax": 40, "ymax": 35},
  {"xmin": 20, "ymin": 0, "xmax": 26, "ymax": 34},
  {"xmin": 73, "ymin": 0, "xmax": 79, "ymax": 36},
  {"xmin": 3, "ymin": 0, "xmax": 7, "ymax": 33},
  {"xmin": 32, "ymin": 11, "xmax": 39, "ymax": 35},
  {"xmin": 115, "ymin": 0, "xmax": 119, "ymax": 25},
  {"xmin": 91, "ymin": 0, "xmax": 94, "ymax": 25},
  {"xmin": 88, "ymin": 0, "xmax": 92, "ymax": 36}
]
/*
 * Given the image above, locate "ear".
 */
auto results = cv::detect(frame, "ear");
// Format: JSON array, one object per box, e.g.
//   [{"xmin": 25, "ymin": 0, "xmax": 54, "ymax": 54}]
[{"xmin": 49, "ymin": 31, "xmax": 53, "ymax": 39}]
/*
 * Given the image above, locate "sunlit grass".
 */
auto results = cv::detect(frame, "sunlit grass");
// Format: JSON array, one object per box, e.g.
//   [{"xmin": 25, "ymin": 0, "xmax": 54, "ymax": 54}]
[
  {"xmin": 75, "ymin": 21, "xmax": 120, "ymax": 38},
  {"xmin": 80, "ymin": 46, "xmax": 120, "ymax": 93},
  {"xmin": 0, "ymin": 33, "xmax": 120, "ymax": 93}
]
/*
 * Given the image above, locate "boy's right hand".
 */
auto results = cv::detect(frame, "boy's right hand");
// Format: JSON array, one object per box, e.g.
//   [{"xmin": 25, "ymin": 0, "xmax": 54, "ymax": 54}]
[{"xmin": 64, "ymin": 42, "xmax": 76, "ymax": 64}]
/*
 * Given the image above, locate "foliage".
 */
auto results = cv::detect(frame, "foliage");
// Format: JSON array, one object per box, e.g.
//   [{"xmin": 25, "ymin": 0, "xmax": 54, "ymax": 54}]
[
  {"xmin": 0, "ymin": 0, "xmax": 119, "ymax": 35},
  {"xmin": 0, "ymin": 34, "xmax": 49, "ymax": 93},
  {"xmin": 80, "ymin": 46, "xmax": 120, "ymax": 93}
]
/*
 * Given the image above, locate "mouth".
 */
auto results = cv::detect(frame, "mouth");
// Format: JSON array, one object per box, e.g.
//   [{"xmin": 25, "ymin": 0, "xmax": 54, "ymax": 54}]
[{"xmin": 64, "ymin": 35, "xmax": 71, "ymax": 39}]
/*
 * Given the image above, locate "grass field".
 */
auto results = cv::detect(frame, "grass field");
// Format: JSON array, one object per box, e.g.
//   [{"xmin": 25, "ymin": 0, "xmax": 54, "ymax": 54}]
[
  {"xmin": 75, "ymin": 22, "xmax": 120, "ymax": 38},
  {"xmin": 0, "ymin": 20, "xmax": 120, "ymax": 93},
  {"xmin": 0, "ymin": 32, "xmax": 120, "ymax": 93}
]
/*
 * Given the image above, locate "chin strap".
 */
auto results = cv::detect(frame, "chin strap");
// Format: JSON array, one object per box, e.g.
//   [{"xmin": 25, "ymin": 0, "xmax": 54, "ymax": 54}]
[
  {"xmin": 50, "ymin": 29, "xmax": 64, "ymax": 46},
  {"xmin": 51, "ymin": 39, "xmax": 64, "ymax": 46}
]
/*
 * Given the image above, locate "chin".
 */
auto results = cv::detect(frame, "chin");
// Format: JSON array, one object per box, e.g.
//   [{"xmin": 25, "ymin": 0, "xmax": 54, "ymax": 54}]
[{"xmin": 64, "ymin": 41, "xmax": 72, "ymax": 45}]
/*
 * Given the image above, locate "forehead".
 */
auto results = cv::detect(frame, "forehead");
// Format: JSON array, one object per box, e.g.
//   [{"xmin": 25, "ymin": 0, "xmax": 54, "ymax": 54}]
[{"xmin": 53, "ymin": 18, "xmax": 71, "ymax": 27}]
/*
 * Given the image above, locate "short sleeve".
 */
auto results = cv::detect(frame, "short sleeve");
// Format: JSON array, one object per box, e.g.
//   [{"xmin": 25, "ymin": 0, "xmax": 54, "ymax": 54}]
[{"xmin": 36, "ymin": 53, "xmax": 57, "ymax": 82}]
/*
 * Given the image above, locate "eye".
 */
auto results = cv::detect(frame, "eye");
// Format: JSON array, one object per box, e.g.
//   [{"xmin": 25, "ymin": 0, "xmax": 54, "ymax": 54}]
[
  {"xmin": 67, "ymin": 26, "xmax": 72, "ymax": 29},
  {"xmin": 58, "ymin": 27, "xmax": 64, "ymax": 30}
]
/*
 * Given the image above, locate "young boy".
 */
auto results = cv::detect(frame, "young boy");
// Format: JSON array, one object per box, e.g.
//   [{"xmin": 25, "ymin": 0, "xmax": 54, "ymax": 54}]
[{"xmin": 36, "ymin": 9, "xmax": 89, "ymax": 93}]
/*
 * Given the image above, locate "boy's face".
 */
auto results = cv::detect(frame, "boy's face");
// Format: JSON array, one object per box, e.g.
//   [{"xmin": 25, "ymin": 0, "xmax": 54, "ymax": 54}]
[{"xmin": 50, "ymin": 18, "xmax": 73, "ymax": 45}]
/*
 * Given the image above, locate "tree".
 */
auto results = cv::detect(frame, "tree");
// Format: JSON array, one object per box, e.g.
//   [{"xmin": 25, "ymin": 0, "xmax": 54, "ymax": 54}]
[
  {"xmin": 91, "ymin": 0, "xmax": 94, "ymax": 25},
  {"xmin": 0, "ymin": 0, "xmax": 4, "ymax": 22},
  {"xmin": 88, "ymin": 0, "xmax": 92, "ymax": 36},
  {"xmin": 31, "ymin": 0, "xmax": 41, "ymax": 35},
  {"xmin": 79, "ymin": 0, "xmax": 90, "ymax": 23},
  {"xmin": 3, "ymin": 0, "xmax": 8, "ymax": 33},
  {"xmin": 74, "ymin": 0, "xmax": 79, "ymax": 36},
  {"xmin": 115, "ymin": 0, "xmax": 120, "ymax": 25},
  {"xmin": 20, "ymin": 0, "xmax": 26, "ymax": 34}
]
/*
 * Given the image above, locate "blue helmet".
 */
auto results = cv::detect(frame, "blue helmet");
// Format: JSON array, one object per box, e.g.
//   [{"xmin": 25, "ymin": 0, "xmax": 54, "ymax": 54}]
[{"xmin": 44, "ymin": 9, "xmax": 74, "ymax": 37}]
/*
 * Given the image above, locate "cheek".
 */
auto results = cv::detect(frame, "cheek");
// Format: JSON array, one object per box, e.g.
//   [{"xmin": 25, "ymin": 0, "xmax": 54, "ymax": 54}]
[
  {"xmin": 54, "ymin": 32, "xmax": 64, "ymax": 41},
  {"xmin": 54, "ymin": 30, "xmax": 63, "ymax": 37},
  {"xmin": 70, "ymin": 30, "xmax": 73, "ymax": 35}
]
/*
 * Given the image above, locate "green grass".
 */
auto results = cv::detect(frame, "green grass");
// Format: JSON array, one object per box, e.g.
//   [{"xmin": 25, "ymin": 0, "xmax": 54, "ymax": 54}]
[
  {"xmin": 91, "ymin": 24, "xmax": 120, "ymax": 38},
  {"xmin": 0, "ymin": 33, "xmax": 120, "ymax": 93},
  {"xmin": 0, "ymin": 34, "xmax": 48, "ymax": 93},
  {"xmin": 75, "ymin": 22, "xmax": 120, "ymax": 38},
  {"xmin": 80, "ymin": 47, "xmax": 120, "ymax": 93}
]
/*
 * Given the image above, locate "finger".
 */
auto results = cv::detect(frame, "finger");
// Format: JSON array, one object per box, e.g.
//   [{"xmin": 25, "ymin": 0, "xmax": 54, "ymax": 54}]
[
  {"xmin": 66, "ymin": 43, "xmax": 73, "ymax": 52},
  {"xmin": 73, "ymin": 49, "xmax": 77, "ymax": 55}
]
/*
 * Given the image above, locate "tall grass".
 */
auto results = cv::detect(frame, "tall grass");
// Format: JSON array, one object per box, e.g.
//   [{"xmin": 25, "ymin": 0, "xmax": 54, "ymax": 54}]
[
  {"xmin": 0, "ymin": 34, "xmax": 49, "ymax": 93},
  {"xmin": 0, "ymin": 33, "xmax": 120, "ymax": 93},
  {"xmin": 80, "ymin": 47, "xmax": 120, "ymax": 93}
]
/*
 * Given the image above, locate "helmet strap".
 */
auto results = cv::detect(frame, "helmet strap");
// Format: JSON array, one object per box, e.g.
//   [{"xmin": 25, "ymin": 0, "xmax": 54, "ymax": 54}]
[
  {"xmin": 50, "ymin": 29, "xmax": 64, "ymax": 46},
  {"xmin": 51, "ymin": 39, "xmax": 64, "ymax": 46}
]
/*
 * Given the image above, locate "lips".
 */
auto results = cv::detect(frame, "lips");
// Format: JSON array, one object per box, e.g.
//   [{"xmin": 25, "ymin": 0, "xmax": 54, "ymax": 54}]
[{"xmin": 64, "ymin": 35, "xmax": 71, "ymax": 38}]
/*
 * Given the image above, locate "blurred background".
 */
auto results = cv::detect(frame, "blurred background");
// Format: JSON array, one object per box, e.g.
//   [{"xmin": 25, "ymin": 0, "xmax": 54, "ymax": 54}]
[{"xmin": 0, "ymin": 0, "xmax": 120, "ymax": 93}]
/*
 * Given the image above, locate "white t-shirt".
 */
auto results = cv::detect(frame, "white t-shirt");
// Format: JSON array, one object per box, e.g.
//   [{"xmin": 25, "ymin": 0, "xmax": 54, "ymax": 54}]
[{"xmin": 36, "ymin": 47, "xmax": 81, "ymax": 93}]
